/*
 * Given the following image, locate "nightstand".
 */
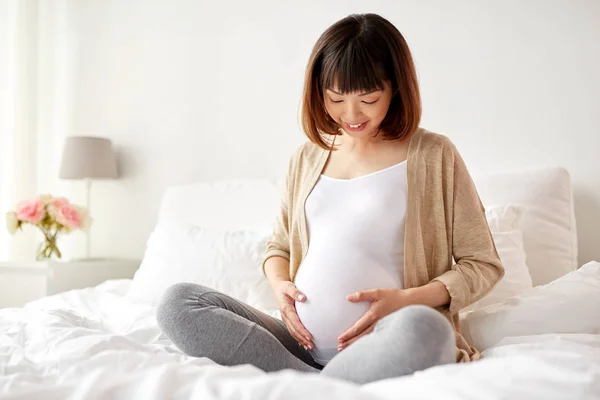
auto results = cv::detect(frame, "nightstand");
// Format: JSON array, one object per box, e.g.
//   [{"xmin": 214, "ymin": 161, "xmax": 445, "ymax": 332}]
[{"xmin": 0, "ymin": 259, "xmax": 140, "ymax": 308}]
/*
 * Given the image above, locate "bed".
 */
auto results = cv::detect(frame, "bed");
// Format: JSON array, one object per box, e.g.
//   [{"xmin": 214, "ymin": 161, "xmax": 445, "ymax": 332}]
[{"xmin": 1, "ymin": 166, "xmax": 599, "ymax": 399}]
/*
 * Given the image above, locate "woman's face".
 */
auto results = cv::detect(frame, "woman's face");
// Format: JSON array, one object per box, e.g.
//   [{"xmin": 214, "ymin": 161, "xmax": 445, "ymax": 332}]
[{"xmin": 324, "ymin": 81, "xmax": 393, "ymax": 140}]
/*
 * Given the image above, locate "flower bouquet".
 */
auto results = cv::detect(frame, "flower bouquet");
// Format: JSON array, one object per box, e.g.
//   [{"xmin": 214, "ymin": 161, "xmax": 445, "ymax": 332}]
[{"xmin": 5, "ymin": 194, "xmax": 92, "ymax": 260}]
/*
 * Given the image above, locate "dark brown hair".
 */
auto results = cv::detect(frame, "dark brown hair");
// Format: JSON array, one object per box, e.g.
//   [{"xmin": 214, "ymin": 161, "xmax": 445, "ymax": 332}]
[{"xmin": 301, "ymin": 14, "xmax": 421, "ymax": 149}]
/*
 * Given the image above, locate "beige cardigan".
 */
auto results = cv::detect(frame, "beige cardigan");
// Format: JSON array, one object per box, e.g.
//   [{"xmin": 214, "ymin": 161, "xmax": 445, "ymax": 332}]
[{"xmin": 262, "ymin": 127, "xmax": 504, "ymax": 362}]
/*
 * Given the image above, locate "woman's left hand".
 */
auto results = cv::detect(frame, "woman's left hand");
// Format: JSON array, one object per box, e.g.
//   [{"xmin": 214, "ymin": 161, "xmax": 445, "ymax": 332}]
[{"xmin": 337, "ymin": 288, "xmax": 410, "ymax": 352}]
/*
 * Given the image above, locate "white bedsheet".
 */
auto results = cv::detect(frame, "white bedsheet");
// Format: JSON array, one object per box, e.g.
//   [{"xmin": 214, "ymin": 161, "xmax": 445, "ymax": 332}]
[{"xmin": 1, "ymin": 280, "xmax": 599, "ymax": 400}]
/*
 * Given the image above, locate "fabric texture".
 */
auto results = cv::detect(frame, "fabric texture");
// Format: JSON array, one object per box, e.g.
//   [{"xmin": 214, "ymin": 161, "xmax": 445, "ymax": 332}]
[
  {"xmin": 262, "ymin": 127, "xmax": 505, "ymax": 362},
  {"xmin": 156, "ymin": 282, "xmax": 455, "ymax": 384}
]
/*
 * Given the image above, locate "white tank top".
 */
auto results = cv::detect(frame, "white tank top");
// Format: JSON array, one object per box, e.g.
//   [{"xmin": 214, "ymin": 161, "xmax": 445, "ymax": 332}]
[{"xmin": 294, "ymin": 160, "xmax": 408, "ymax": 365}]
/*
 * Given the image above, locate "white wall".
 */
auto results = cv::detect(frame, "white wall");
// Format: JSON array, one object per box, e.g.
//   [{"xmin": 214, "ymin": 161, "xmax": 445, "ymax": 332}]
[
  {"xmin": 16, "ymin": 0, "xmax": 600, "ymax": 264},
  {"xmin": 0, "ymin": 0, "xmax": 12, "ymax": 258},
  {"xmin": 0, "ymin": 0, "xmax": 43, "ymax": 260}
]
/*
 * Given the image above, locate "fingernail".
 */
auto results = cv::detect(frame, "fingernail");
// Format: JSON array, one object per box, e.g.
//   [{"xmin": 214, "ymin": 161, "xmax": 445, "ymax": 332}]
[
  {"xmin": 298, "ymin": 294, "xmax": 305, "ymax": 300},
  {"xmin": 304, "ymin": 345, "xmax": 308, "ymax": 350}
]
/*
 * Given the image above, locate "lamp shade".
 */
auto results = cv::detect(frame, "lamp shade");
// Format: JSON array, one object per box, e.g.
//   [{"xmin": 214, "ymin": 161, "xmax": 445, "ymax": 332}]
[{"xmin": 59, "ymin": 136, "xmax": 118, "ymax": 179}]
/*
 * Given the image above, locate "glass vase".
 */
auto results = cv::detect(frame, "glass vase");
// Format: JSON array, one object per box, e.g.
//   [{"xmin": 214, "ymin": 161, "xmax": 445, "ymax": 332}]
[{"xmin": 36, "ymin": 235, "xmax": 62, "ymax": 261}]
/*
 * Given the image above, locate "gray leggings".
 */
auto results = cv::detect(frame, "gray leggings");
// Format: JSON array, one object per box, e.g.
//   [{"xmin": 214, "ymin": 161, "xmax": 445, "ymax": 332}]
[{"xmin": 156, "ymin": 282, "xmax": 456, "ymax": 385}]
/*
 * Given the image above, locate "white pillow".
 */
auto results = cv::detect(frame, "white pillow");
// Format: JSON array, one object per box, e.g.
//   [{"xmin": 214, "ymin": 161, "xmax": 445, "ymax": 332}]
[
  {"xmin": 461, "ymin": 204, "xmax": 533, "ymax": 313},
  {"xmin": 474, "ymin": 166, "xmax": 577, "ymax": 286},
  {"xmin": 462, "ymin": 261, "xmax": 600, "ymax": 351},
  {"xmin": 156, "ymin": 179, "xmax": 280, "ymax": 229},
  {"xmin": 127, "ymin": 222, "xmax": 279, "ymax": 313}
]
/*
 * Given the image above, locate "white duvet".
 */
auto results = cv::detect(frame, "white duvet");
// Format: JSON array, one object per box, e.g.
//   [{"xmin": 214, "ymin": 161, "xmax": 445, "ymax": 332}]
[{"xmin": 1, "ymin": 280, "xmax": 599, "ymax": 400}]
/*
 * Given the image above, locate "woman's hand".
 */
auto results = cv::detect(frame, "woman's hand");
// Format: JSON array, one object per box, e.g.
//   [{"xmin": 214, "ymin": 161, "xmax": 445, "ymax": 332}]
[
  {"xmin": 272, "ymin": 280, "xmax": 315, "ymax": 351},
  {"xmin": 337, "ymin": 288, "xmax": 410, "ymax": 351},
  {"xmin": 337, "ymin": 281, "xmax": 451, "ymax": 351}
]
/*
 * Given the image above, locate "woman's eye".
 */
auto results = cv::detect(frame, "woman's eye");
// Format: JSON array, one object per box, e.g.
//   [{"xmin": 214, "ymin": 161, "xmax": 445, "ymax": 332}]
[{"xmin": 328, "ymin": 98, "xmax": 378, "ymax": 104}]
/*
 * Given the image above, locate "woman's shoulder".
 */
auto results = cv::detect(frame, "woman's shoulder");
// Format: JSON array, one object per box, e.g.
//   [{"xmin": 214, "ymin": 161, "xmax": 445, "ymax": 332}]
[
  {"xmin": 413, "ymin": 127, "xmax": 457, "ymax": 152},
  {"xmin": 411, "ymin": 127, "xmax": 462, "ymax": 162}
]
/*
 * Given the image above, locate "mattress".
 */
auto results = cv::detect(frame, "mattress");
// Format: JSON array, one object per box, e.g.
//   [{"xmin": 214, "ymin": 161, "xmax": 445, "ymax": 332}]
[{"xmin": 0, "ymin": 280, "xmax": 599, "ymax": 400}]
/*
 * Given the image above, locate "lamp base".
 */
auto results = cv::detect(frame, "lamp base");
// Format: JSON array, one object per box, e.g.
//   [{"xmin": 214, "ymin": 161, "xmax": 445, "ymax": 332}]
[{"xmin": 85, "ymin": 178, "xmax": 92, "ymax": 260}]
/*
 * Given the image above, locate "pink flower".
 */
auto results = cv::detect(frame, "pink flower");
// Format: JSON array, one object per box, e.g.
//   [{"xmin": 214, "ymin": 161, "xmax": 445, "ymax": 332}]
[
  {"xmin": 52, "ymin": 204, "xmax": 82, "ymax": 229},
  {"xmin": 50, "ymin": 197, "xmax": 70, "ymax": 209},
  {"xmin": 16, "ymin": 199, "xmax": 45, "ymax": 224}
]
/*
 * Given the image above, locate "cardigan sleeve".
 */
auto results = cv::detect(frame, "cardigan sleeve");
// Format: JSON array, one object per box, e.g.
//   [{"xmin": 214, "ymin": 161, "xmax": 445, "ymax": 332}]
[
  {"xmin": 261, "ymin": 150, "xmax": 298, "ymax": 277},
  {"xmin": 432, "ymin": 142, "xmax": 505, "ymax": 314}
]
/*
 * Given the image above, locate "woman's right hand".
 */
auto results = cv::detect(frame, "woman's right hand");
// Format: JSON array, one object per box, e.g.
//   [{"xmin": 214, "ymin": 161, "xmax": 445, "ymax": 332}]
[{"xmin": 273, "ymin": 280, "xmax": 314, "ymax": 350}]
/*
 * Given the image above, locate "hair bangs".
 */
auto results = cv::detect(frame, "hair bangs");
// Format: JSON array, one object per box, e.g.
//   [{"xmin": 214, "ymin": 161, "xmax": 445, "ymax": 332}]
[{"xmin": 320, "ymin": 40, "xmax": 387, "ymax": 95}]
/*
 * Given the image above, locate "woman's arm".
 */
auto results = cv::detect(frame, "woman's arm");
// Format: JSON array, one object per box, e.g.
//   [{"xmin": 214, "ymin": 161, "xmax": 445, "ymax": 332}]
[
  {"xmin": 261, "ymin": 150, "xmax": 298, "ymax": 277},
  {"xmin": 264, "ymin": 256, "xmax": 291, "ymax": 288},
  {"xmin": 261, "ymin": 179, "xmax": 292, "ymax": 277},
  {"xmin": 404, "ymin": 281, "xmax": 450, "ymax": 308},
  {"xmin": 431, "ymin": 141, "xmax": 505, "ymax": 315}
]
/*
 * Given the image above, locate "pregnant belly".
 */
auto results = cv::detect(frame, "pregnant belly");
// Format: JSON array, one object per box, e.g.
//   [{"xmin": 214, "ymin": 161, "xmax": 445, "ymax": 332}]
[
  {"xmin": 295, "ymin": 287, "xmax": 371, "ymax": 350},
  {"xmin": 293, "ymin": 255, "xmax": 402, "ymax": 357}
]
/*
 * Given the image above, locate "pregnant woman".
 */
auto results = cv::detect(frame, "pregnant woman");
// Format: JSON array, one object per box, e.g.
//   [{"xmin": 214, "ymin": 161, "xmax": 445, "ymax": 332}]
[{"xmin": 157, "ymin": 13, "xmax": 504, "ymax": 384}]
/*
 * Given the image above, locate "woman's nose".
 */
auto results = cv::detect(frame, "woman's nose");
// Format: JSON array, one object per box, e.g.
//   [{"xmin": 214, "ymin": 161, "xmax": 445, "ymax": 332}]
[{"xmin": 343, "ymin": 103, "xmax": 362, "ymax": 122}]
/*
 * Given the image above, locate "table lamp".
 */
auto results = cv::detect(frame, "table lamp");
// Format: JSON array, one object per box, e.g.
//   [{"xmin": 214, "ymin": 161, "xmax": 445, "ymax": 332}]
[{"xmin": 58, "ymin": 136, "xmax": 118, "ymax": 259}]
